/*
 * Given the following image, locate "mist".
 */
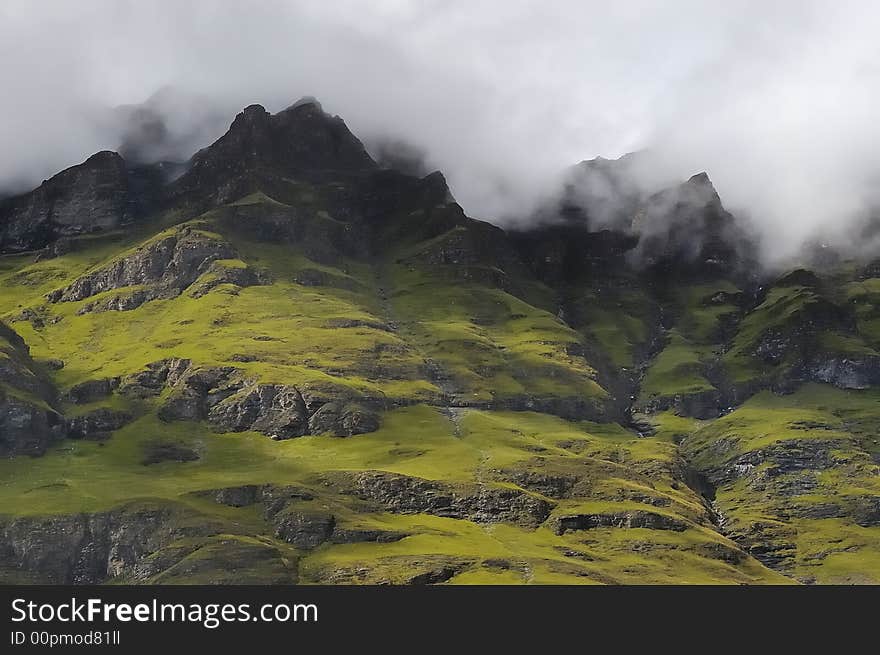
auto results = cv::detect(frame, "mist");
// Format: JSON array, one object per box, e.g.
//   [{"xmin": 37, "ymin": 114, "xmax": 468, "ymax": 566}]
[{"xmin": 2, "ymin": 1, "xmax": 879, "ymax": 264}]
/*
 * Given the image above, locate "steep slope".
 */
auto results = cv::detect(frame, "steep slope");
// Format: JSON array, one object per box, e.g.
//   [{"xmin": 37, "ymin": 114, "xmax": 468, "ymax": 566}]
[
  {"xmin": 0, "ymin": 321, "xmax": 64, "ymax": 456},
  {"xmin": 0, "ymin": 103, "xmax": 876, "ymax": 584}
]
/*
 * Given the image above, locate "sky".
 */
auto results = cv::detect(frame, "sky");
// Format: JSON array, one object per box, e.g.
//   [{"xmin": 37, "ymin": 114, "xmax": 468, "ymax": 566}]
[{"xmin": 1, "ymin": 1, "xmax": 879, "ymax": 263}]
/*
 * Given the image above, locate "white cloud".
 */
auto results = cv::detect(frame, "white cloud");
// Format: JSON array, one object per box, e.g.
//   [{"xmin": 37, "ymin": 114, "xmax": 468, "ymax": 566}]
[{"xmin": 1, "ymin": 1, "xmax": 879, "ymax": 262}]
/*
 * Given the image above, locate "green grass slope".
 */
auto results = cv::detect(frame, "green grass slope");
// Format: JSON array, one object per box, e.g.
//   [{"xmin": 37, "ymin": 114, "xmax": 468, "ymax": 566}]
[{"xmin": 0, "ymin": 187, "xmax": 877, "ymax": 585}]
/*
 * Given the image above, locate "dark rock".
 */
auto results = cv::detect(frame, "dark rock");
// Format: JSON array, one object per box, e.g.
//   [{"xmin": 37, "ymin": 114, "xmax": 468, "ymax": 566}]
[
  {"xmin": 293, "ymin": 268, "xmax": 338, "ymax": 287},
  {"xmin": 307, "ymin": 401, "xmax": 381, "ymax": 437},
  {"xmin": 776, "ymin": 268, "xmax": 822, "ymax": 288},
  {"xmin": 636, "ymin": 388, "xmax": 725, "ymax": 420},
  {"xmin": 724, "ymin": 521, "xmax": 797, "ymax": 571},
  {"xmin": 696, "ymin": 542, "xmax": 748, "ymax": 564},
  {"xmin": 788, "ymin": 503, "xmax": 844, "ymax": 520},
  {"xmin": 140, "ymin": 441, "xmax": 200, "ymax": 466},
  {"xmin": 549, "ymin": 510, "xmax": 689, "ymax": 535},
  {"xmin": 46, "ymin": 230, "xmax": 239, "ymax": 311},
  {"xmin": 502, "ymin": 470, "xmax": 577, "ymax": 498},
  {"xmin": 807, "ymin": 356, "xmax": 880, "ymax": 390},
  {"xmin": 134, "ymin": 358, "xmax": 382, "ymax": 440},
  {"xmin": 0, "ymin": 322, "xmax": 65, "ymax": 456},
  {"xmin": 750, "ymin": 295, "xmax": 855, "ymax": 372},
  {"xmin": 170, "ymin": 100, "xmax": 377, "ymax": 206},
  {"xmin": 708, "ymin": 439, "xmax": 840, "ymax": 486},
  {"xmin": 774, "ymin": 472, "xmax": 819, "ymax": 497},
  {"xmin": 208, "ymin": 485, "xmax": 263, "ymax": 507},
  {"xmin": 407, "ymin": 566, "xmax": 461, "ymax": 585},
  {"xmin": 0, "ymin": 501, "xmax": 223, "ymax": 583},
  {"xmin": 66, "ymin": 409, "xmax": 132, "ymax": 440},
  {"xmin": 76, "ymin": 289, "xmax": 155, "ymax": 315},
  {"xmin": 272, "ymin": 510, "xmax": 335, "ymax": 549},
  {"xmin": 345, "ymin": 471, "xmax": 553, "ymax": 528},
  {"xmin": 488, "ymin": 394, "xmax": 607, "ymax": 422},
  {"xmin": 208, "ymin": 384, "xmax": 309, "ymax": 439},
  {"xmin": 850, "ymin": 495, "xmax": 880, "ymax": 527},
  {"xmin": 35, "ymin": 237, "xmax": 77, "ymax": 261},
  {"xmin": 118, "ymin": 358, "xmax": 190, "ymax": 398},
  {"xmin": 199, "ymin": 484, "xmax": 313, "ymax": 511},
  {"xmin": 63, "ymin": 379, "xmax": 115, "ymax": 404},
  {"xmin": 0, "ymin": 397, "xmax": 65, "ymax": 457},
  {"xmin": 0, "ymin": 152, "xmax": 131, "ymax": 253},
  {"xmin": 158, "ymin": 366, "xmax": 242, "ymax": 422},
  {"xmin": 329, "ymin": 528, "xmax": 407, "ymax": 544}
]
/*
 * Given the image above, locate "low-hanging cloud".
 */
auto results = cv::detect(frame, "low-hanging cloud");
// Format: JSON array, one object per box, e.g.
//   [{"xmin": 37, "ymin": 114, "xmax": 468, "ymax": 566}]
[{"xmin": 1, "ymin": 0, "xmax": 879, "ymax": 264}]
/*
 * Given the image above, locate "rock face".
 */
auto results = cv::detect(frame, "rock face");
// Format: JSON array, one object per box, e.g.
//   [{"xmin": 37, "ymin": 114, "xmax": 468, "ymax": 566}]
[
  {"xmin": 0, "ymin": 502, "xmax": 218, "ymax": 584},
  {"xmin": 140, "ymin": 441, "xmax": 200, "ymax": 466},
  {"xmin": 518, "ymin": 160, "xmax": 756, "ymax": 282},
  {"xmin": 549, "ymin": 510, "xmax": 690, "ymax": 535},
  {"xmin": 693, "ymin": 437, "xmax": 842, "ymax": 488},
  {"xmin": 63, "ymin": 379, "xmax": 115, "ymax": 404},
  {"xmin": 66, "ymin": 409, "xmax": 132, "ymax": 441},
  {"xmin": 171, "ymin": 100, "xmax": 377, "ymax": 205},
  {"xmin": 682, "ymin": 429, "xmax": 880, "ymax": 574},
  {"xmin": 633, "ymin": 172, "xmax": 756, "ymax": 275},
  {"xmin": 45, "ymin": 228, "xmax": 254, "ymax": 312},
  {"xmin": 0, "ymin": 322, "xmax": 64, "ymax": 457},
  {"xmin": 806, "ymin": 355, "xmax": 880, "ymax": 389},
  {"xmin": 306, "ymin": 401, "xmax": 381, "ymax": 437},
  {"xmin": 197, "ymin": 484, "xmax": 406, "ymax": 551},
  {"xmin": 339, "ymin": 471, "xmax": 554, "ymax": 528},
  {"xmin": 208, "ymin": 385, "xmax": 381, "ymax": 439},
  {"xmin": 0, "ymin": 152, "xmax": 131, "ymax": 252},
  {"xmin": 121, "ymin": 359, "xmax": 383, "ymax": 439},
  {"xmin": 272, "ymin": 510, "xmax": 336, "ymax": 549}
]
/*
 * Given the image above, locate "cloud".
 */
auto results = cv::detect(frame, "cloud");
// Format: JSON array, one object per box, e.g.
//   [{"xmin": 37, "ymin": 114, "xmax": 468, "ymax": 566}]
[{"xmin": 1, "ymin": 1, "xmax": 879, "ymax": 263}]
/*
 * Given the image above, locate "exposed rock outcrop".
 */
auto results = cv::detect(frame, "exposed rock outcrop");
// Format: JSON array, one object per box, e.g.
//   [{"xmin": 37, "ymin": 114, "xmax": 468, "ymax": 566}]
[
  {"xmin": 336, "ymin": 471, "xmax": 554, "ymax": 528},
  {"xmin": 806, "ymin": 355, "xmax": 880, "ymax": 390},
  {"xmin": 0, "ymin": 502, "xmax": 221, "ymax": 584},
  {"xmin": 170, "ymin": 100, "xmax": 377, "ymax": 206},
  {"xmin": 549, "ymin": 510, "xmax": 690, "ymax": 534},
  {"xmin": 194, "ymin": 484, "xmax": 406, "ymax": 550},
  {"xmin": 140, "ymin": 441, "xmax": 200, "ymax": 466},
  {"xmin": 0, "ymin": 152, "xmax": 131, "ymax": 253},
  {"xmin": 66, "ymin": 408, "xmax": 132, "ymax": 440},
  {"xmin": 120, "ymin": 359, "xmax": 383, "ymax": 439},
  {"xmin": 45, "ymin": 228, "xmax": 254, "ymax": 311},
  {"xmin": 63, "ymin": 378, "xmax": 116, "ymax": 404},
  {"xmin": 0, "ymin": 322, "xmax": 65, "ymax": 457}
]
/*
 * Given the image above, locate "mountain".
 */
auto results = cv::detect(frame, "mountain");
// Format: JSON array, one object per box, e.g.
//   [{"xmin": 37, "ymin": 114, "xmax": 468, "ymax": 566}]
[{"xmin": 0, "ymin": 99, "xmax": 877, "ymax": 584}]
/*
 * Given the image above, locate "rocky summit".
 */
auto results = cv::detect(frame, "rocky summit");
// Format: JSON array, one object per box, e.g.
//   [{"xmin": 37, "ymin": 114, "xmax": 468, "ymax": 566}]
[{"xmin": 0, "ymin": 98, "xmax": 878, "ymax": 585}]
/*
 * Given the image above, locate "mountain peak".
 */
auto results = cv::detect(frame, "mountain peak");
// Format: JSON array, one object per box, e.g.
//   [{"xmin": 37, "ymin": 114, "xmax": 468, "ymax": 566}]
[
  {"xmin": 238, "ymin": 103, "xmax": 271, "ymax": 119},
  {"xmin": 284, "ymin": 96, "xmax": 323, "ymax": 112},
  {"xmin": 173, "ymin": 99, "xmax": 377, "ymax": 201},
  {"xmin": 0, "ymin": 150, "xmax": 131, "ymax": 252},
  {"xmin": 687, "ymin": 171, "xmax": 712, "ymax": 187}
]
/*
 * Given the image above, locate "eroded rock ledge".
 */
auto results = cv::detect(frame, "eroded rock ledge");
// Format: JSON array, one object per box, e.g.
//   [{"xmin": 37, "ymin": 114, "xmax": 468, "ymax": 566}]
[
  {"xmin": 326, "ymin": 470, "xmax": 555, "ymax": 528},
  {"xmin": 196, "ymin": 484, "xmax": 408, "ymax": 550},
  {"xmin": 122, "ymin": 358, "xmax": 382, "ymax": 439},
  {"xmin": 45, "ymin": 227, "xmax": 265, "ymax": 313}
]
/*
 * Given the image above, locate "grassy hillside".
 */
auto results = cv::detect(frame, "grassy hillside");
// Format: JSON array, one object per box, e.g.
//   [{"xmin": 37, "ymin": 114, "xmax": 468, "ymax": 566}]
[{"xmin": 1, "ymin": 105, "xmax": 877, "ymax": 585}]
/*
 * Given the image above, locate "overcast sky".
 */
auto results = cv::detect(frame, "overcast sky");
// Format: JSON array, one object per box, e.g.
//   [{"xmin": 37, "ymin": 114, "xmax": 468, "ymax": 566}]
[{"xmin": 2, "ymin": 1, "xmax": 879, "ymax": 262}]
